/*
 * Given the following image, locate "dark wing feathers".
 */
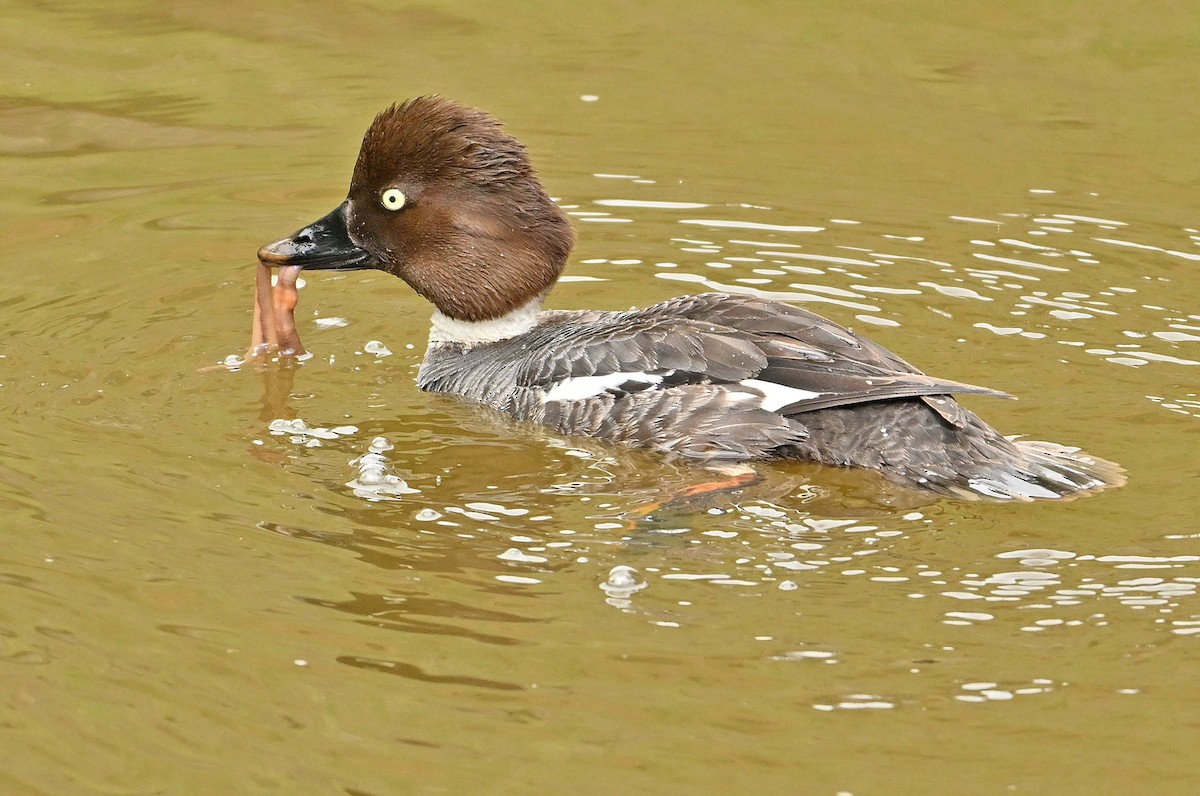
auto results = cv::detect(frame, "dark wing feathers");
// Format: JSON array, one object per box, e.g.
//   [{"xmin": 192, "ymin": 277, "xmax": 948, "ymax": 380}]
[
  {"xmin": 754, "ymin": 364, "xmax": 1011, "ymax": 415},
  {"xmin": 515, "ymin": 314, "xmax": 765, "ymax": 385},
  {"xmin": 463, "ymin": 293, "xmax": 1007, "ymax": 421},
  {"xmin": 667, "ymin": 292, "xmax": 923, "ymax": 373},
  {"xmin": 919, "ymin": 394, "xmax": 975, "ymax": 428},
  {"xmin": 528, "ymin": 293, "xmax": 1004, "ymax": 408}
]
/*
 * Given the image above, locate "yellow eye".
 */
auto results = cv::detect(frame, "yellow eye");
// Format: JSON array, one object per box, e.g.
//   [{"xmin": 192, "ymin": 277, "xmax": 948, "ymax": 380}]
[{"xmin": 380, "ymin": 188, "xmax": 407, "ymax": 211}]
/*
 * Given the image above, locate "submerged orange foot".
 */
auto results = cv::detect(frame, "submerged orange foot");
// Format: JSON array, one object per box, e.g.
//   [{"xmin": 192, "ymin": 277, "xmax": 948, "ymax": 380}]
[{"xmin": 626, "ymin": 464, "xmax": 761, "ymax": 521}]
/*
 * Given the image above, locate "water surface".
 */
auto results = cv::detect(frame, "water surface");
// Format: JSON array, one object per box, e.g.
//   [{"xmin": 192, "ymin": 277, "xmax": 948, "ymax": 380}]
[{"xmin": 2, "ymin": 2, "xmax": 1199, "ymax": 794}]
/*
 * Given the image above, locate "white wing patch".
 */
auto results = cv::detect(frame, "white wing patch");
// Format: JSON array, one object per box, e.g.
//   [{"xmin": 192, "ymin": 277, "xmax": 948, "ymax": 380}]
[
  {"xmin": 542, "ymin": 373, "xmax": 821, "ymax": 408},
  {"xmin": 542, "ymin": 371, "xmax": 663, "ymax": 402},
  {"xmin": 968, "ymin": 473, "xmax": 1062, "ymax": 500},
  {"xmin": 740, "ymin": 378, "xmax": 822, "ymax": 411}
]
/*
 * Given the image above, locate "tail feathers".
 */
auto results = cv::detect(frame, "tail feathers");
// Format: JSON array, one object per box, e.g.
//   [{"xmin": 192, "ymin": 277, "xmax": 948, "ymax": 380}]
[{"xmin": 935, "ymin": 439, "xmax": 1125, "ymax": 501}]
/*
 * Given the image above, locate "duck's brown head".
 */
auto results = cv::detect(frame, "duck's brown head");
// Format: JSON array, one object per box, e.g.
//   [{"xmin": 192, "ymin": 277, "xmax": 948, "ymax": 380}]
[{"xmin": 259, "ymin": 97, "xmax": 575, "ymax": 322}]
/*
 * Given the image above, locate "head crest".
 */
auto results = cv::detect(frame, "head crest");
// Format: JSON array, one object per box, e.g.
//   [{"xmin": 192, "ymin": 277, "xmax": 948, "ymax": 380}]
[{"xmin": 354, "ymin": 96, "xmax": 531, "ymax": 190}]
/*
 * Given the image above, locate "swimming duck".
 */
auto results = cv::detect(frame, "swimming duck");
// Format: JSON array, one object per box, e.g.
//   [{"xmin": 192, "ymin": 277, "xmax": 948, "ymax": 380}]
[{"xmin": 258, "ymin": 96, "xmax": 1123, "ymax": 500}]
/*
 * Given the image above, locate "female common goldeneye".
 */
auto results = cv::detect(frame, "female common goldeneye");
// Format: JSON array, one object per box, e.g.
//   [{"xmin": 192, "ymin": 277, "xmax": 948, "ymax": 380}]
[{"xmin": 258, "ymin": 96, "xmax": 1123, "ymax": 500}]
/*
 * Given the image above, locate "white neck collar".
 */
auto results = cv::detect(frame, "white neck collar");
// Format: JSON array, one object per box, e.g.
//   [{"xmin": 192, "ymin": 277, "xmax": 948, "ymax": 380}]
[{"xmin": 428, "ymin": 296, "xmax": 543, "ymax": 346}]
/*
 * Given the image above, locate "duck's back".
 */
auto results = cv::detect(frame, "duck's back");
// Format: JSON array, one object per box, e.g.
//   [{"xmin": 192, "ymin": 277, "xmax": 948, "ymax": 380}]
[{"xmin": 418, "ymin": 293, "xmax": 1124, "ymax": 500}]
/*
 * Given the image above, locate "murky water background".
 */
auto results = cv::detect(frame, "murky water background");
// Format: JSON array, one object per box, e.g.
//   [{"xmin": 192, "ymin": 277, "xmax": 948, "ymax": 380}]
[{"xmin": 3, "ymin": 2, "xmax": 1199, "ymax": 793}]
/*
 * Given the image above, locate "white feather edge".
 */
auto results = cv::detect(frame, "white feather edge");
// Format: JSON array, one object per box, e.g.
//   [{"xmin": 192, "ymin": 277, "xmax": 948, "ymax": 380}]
[
  {"xmin": 542, "ymin": 372, "xmax": 663, "ymax": 402},
  {"xmin": 739, "ymin": 379, "xmax": 822, "ymax": 411},
  {"xmin": 540, "ymin": 374, "xmax": 822, "ymax": 408}
]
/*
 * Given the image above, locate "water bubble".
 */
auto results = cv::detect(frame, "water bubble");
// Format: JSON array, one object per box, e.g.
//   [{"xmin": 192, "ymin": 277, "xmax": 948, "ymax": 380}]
[
  {"xmin": 363, "ymin": 340, "xmax": 392, "ymax": 357},
  {"xmin": 346, "ymin": 448, "xmax": 418, "ymax": 501},
  {"xmin": 368, "ymin": 436, "xmax": 394, "ymax": 453},
  {"xmin": 498, "ymin": 548, "xmax": 548, "ymax": 564},
  {"xmin": 269, "ymin": 418, "xmax": 309, "ymax": 435},
  {"xmin": 601, "ymin": 565, "xmax": 648, "ymax": 598}
]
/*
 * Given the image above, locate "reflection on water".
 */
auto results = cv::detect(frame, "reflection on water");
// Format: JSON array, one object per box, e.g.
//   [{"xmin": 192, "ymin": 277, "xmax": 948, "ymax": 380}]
[{"xmin": 261, "ymin": 406, "xmax": 1200, "ymax": 641}]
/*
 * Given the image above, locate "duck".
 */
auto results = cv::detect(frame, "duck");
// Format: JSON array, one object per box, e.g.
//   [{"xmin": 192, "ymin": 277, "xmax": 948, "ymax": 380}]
[{"xmin": 258, "ymin": 96, "xmax": 1124, "ymax": 501}]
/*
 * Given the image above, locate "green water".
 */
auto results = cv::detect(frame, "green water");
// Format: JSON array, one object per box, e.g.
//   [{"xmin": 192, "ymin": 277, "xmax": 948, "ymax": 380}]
[{"xmin": 3, "ymin": 2, "xmax": 1199, "ymax": 794}]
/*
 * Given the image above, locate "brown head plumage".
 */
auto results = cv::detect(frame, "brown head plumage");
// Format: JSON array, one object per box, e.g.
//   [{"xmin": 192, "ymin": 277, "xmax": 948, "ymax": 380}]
[{"xmin": 343, "ymin": 96, "xmax": 575, "ymax": 321}]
